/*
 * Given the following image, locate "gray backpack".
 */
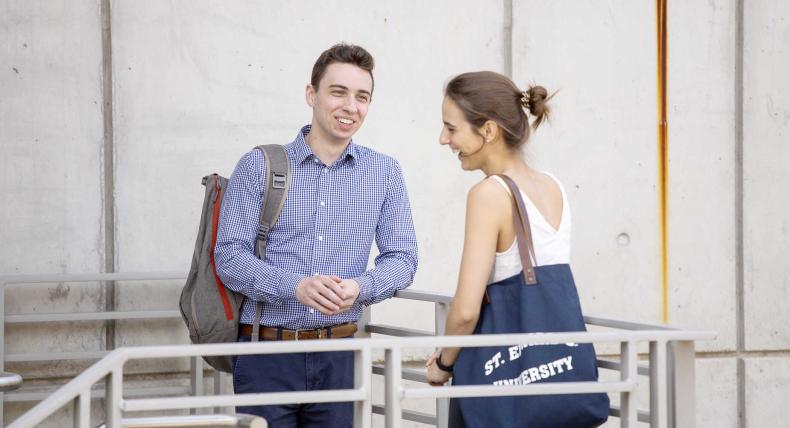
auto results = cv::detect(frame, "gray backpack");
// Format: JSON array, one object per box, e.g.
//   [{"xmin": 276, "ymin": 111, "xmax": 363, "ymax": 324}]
[{"xmin": 180, "ymin": 144, "xmax": 291, "ymax": 373}]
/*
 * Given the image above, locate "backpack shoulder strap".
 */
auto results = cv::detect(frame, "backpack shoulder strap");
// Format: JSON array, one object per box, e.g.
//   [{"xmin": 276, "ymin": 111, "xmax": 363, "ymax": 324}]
[
  {"xmin": 255, "ymin": 144, "xmax": 291, "ymax": 259},
  {"xmin": 251, "ymin": 144, "xmax": 291, "ymax": 341}
]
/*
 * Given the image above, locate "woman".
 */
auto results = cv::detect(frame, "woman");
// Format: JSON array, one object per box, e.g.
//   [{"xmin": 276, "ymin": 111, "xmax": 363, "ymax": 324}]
[
  {"xmin": 426, "ymin": 69, "xmax": 561, "ymax": 381},
  {"xmin": 425, "ymin": 71, "xmax": 606, "ymax": 427}
]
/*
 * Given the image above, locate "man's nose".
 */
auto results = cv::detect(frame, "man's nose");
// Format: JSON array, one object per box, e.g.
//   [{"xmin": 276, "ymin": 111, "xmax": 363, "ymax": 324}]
[{"xmin": 342, "ymin": 97, "xmax": 358, "ymax": 113}]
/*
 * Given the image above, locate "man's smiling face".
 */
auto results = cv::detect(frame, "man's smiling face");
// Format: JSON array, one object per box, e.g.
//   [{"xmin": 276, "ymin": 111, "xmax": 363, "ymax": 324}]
[{"xmin": 306, "ymin": 62, "xmax": 373, "ymax": 145}]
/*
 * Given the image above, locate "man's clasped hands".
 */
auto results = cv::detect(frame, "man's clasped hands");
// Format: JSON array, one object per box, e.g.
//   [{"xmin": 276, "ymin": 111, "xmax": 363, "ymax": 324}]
[{"xmin": 295, "ymin": 275, "xmax": 360, "ymax": 315}]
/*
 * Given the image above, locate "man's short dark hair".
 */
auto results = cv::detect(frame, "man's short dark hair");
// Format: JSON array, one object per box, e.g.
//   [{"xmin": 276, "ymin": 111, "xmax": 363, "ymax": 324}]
[{"xmin": 311, "ymin": 43, "xmax": 375, "ymax": 93}]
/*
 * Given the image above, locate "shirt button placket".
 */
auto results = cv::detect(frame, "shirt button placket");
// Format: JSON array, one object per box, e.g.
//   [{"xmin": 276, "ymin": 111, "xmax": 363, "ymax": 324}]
[{"xmin": 312, "ymin": 163, "xmax": 330, "ymax": 280}]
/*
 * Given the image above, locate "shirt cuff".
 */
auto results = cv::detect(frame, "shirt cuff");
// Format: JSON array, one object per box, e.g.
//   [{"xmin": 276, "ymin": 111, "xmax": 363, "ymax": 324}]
[
  {"xmin": 354, "ymin": 274, "xmax": 375, "ymax": 306},
  {"xmin": 278, "ymin": 272, "xmax": 304, "ymax": 302}
]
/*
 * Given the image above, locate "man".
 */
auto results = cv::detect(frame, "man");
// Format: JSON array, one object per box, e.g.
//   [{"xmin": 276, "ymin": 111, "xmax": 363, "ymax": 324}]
[{"xmin": 214, "ymin": 43, "xmax": 418, "ymax": 427}]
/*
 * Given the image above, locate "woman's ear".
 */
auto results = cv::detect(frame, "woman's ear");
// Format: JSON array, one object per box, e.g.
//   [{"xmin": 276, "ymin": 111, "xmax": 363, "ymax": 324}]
[{"xmin": 481, "ymin": 120, "xmax": 499, "ymax": 143}]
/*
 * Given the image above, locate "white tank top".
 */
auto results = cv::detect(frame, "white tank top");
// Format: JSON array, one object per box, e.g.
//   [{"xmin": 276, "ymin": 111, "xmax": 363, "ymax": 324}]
[{"xmin": 488, "ymin": 173, "xmax": 571, "ymax": 284}]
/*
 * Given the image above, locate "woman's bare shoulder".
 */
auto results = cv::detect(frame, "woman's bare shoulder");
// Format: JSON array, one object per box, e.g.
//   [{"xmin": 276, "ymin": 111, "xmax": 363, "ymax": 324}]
[{"xmin": 467, "ymin": 176, "xmax": 511, "ymax": 207}]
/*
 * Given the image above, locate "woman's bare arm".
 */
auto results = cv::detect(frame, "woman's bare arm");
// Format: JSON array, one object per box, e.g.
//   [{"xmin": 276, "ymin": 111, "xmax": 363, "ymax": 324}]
[{"xmin": 438, "ymin": 177, "xmax": 510, "ymax": 366}]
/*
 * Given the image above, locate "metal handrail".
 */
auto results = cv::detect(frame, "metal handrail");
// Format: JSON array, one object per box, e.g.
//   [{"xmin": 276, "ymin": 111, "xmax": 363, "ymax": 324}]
[
  {"xmin": 0, "ymin": 272, "xmax": 186, "ymax": 284},
  {"xmin": 8, "ymin": 330, "xmax": 714, "ymax": 428},
  {"xmin": 96, "ymin": 414, "xmax": 267, "ymax": 428},
  {"xmin": 0, "ymin": 272, "xmax": 186, "ymax": 364},
  {"xmin": 0, "ymin": 372, "xmax": 22, "ymax": 392},
  {"xmin": 3, "ymin": 273, "xmax": 716, "ymax": 428}
]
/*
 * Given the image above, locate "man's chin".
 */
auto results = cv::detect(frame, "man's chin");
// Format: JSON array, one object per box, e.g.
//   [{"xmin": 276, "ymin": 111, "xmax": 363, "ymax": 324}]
[{"xmin": 332, "ymin": 128, "xmax": 357, "ymax": 141}]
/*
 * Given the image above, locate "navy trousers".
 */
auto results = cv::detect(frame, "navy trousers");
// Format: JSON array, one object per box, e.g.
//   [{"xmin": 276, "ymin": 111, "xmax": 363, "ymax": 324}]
[{"xmin": 233, "ymin": 335, "xmax": 354, "ymax": 428}]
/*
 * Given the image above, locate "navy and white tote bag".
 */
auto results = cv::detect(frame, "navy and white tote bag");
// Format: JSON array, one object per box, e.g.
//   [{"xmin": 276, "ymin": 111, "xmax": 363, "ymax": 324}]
[{"xmin": 452, "ymin": 174, "xmax": 609, "ymax": 428}]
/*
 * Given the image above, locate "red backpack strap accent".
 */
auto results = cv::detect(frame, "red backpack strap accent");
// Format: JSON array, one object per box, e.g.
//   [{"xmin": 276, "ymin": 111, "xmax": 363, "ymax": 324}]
[{"xmin": 209, "ymin": 178, "xmax": 234, "ymax": 320}]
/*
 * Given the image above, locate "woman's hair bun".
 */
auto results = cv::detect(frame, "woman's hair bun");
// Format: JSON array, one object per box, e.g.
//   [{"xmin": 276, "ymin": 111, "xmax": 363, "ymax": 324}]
[{"xmin": 523, "ymin": 85, "xmax": 551, "ymax": 129}]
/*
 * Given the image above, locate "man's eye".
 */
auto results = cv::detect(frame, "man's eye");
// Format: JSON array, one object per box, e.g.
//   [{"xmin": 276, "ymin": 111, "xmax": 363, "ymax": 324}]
[{"xmin": 357, "ymin": 95, "xmax": 370, "ymax": 103}]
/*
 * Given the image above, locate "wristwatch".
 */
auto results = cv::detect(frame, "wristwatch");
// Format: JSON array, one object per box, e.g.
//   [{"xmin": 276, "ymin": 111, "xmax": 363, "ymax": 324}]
[{"xmin": 435, "ymin": 353, "xmax": 454, "ymax": 373}]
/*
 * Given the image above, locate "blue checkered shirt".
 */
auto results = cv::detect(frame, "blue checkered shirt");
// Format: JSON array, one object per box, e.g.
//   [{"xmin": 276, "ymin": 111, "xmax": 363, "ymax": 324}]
[{"xmin": 214, "ymin": 125, "xmax": 419, "ymax": 329}]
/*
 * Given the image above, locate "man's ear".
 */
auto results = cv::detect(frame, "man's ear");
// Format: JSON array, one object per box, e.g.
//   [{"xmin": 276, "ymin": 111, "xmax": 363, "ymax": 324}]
[{"xmin": 305, "ymin": 84, "xmax": 315, "ymax": 107}]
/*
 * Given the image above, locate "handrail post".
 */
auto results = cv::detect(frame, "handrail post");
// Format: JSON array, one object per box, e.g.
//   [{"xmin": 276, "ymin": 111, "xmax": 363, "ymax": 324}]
[
  {"xmin": 650, "ymin": 340, "xmax": 668, "ymax": 428},
  {"xmin": 384, "ymin": 347, "xmax": 402, "ymax": 428},
  {"xmin": 353, "ymin": 345, "xmax": 372, "ymax": 428},
  {"xmin": 356, "ymin": 306, "xmax": 372, "ymax": 426},
  {"xmin": 620, "ymin": 341, "xmax": 638, "ymax": 427},
  {"xmin": 213, "ymin": 370, "xmax": 227, "ymax": 414},
  {"xmin": 74, "ymin": 391, "xmax": 91, "ymax": 427},
  {"xmin": 105, "ymin": 368, "xmax": 123, "ymax": 428},
  {"xmin": 189, "ymin": 356, "xmax": 203, "ymax": 415},
  {"xmin": 434, "ymin": 302, "xmax": 449, "ymax": 428},
  {"xmin": 672, "ymin": 340, "xmax": 696, "ymax": 428},
  {"xmin": 358, "ymin": 306, "xmax": 372, "ymax": 338},
  {"xmin": 1, "ymin": 281, "xmax": 5, "ymax": 424}
]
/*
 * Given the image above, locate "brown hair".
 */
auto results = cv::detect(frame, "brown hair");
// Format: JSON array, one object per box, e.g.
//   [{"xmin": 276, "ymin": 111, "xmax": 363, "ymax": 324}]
[
  {"xmin": 311, "ymin": 43, "xmax": 375, "ymax": 92},
  {"xmin": 444, "ymin": 71, "xmax": 551, "ymax": 149}
]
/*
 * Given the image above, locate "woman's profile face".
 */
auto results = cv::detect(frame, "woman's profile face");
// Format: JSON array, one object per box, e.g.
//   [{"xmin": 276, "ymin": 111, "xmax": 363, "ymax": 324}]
[{"xmin": 439, "ymin": 97, "xmax": 485, "ymax": 171}]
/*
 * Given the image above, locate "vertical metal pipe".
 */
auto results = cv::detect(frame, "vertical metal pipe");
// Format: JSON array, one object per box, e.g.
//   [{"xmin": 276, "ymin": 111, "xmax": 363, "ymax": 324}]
[
  {"xmin": 189, "ymin": 356, "xmax": 203, "ymax": 415},
  {"xmin": 434, "ymin": 302, "xmax": 448, "ymax": 336},
  {"xmin": 357, "ymin": 306, "xmax": 372, "ymax": 338},
  {"xmin": 656, "ymin": 0, "xmax": 670, "ymax": 324},
  {"xmin": 213, "ymin": 370, "xmax": 223, "ymax": 414},
  {"xmin": 503, "ymin": 0, "xmax": 513, "ymax": 78},
  {"xmin": 620, "ymin": 341, "xmax": 638, "ymax": 427},
  {"xmin": 650, "ymin": 341, "xmax": 668, "ymax": 428},
  {"xmin": 105, "ymin": 368, "xmax": 122, "ymax": 428},
  {"xmin": 384, "ymin": 348, "xmax": 402, "ymax": 428},
  {"xmin": 100, "ymin": 0, "xmax": 117, "ymax": 355},
  {"xmin": 355, "ymin": 308, "xmax": 372, "ymax": 425},
  {"xmin": 672, "ymin": 341, "xmax": 697, "ymax": 428},
  {"xmin": 734, "ymin": 1, "xmax": 746, "ymax": 427},
  {"xmin": 353, "ymin": 346, "xmax": 373, "ymax": 428},
  {"xmin": 74, "ymin": 391, "xmax": 91, "ymax": 428},
  {"xmin": 666, "ymin": 342, "xmax": 676, "ymax": 427},
  {"xmin": 434, "ymin": 302, "xmax": 449, "ymax": 428},
  {"xmin": 1, "ymin": 282, "xmax": 6, "ymax": 423}
]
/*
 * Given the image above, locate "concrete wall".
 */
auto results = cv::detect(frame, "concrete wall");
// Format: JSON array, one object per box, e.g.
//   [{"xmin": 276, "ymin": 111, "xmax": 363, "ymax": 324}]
[
  {"xmin": 2, "ymin": 1, "xmax": 789, "ymax": 426},
  {"xmin": 1, "ymin": 0, "xmax": 107, "ymax": 378},
  {"xmin": 742, "ymin": 1, "xmax": 790, "ymax": 425}
]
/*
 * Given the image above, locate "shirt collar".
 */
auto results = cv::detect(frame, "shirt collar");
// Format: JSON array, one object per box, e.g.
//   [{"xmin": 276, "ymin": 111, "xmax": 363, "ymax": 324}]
[{"xmin": 291, "ymin": 124, "xmax": 358, "ymax": 166}]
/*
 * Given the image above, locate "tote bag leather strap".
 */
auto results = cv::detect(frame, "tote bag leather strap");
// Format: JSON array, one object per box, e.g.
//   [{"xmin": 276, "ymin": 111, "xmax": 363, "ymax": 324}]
[{"xmin": 494, "ymin": 174, "xmax": 538, "ymax": 285}]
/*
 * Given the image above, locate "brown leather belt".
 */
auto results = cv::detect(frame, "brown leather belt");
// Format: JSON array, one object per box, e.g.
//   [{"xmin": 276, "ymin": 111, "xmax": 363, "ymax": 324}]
[{"xmin": 239, "ymin": 323, "xmax": 358, "ymax": 341}]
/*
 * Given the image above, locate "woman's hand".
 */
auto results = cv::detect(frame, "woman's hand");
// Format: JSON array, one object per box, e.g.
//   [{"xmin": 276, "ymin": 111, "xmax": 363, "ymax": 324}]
[
  {"xmin": 425, "ymin": 351, "xmax": 452, "ymax": 386},
  {"xmin": 426, "ymin": 350, "xmax": 439, "ymax": 367}
]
